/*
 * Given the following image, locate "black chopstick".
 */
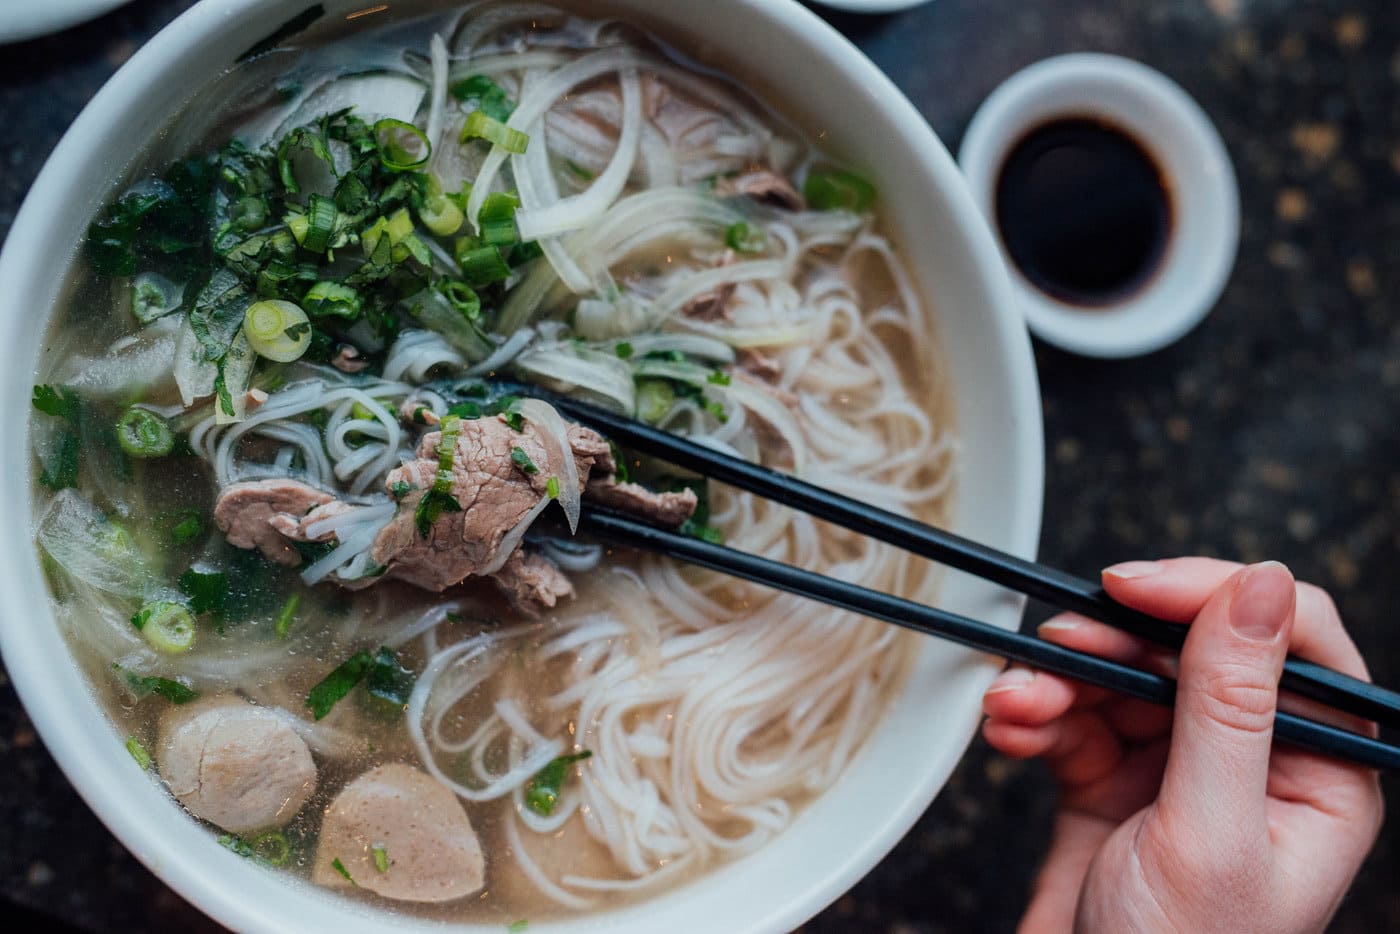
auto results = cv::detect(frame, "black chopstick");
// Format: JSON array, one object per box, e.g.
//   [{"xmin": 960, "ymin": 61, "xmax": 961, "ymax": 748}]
[
  {"xmin": 580, "ymin": 505, "xmax": 1400, "ymax": 773},
  {"xmin": 516, "ymin": 386, "xmax": 1400, "ymax": 730}
]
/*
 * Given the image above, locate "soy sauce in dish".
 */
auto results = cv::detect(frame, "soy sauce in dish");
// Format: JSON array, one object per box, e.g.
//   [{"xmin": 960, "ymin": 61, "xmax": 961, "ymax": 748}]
[{"xmin": 994, "ymin": 117, "xmax": 1172, "ymax": 307}]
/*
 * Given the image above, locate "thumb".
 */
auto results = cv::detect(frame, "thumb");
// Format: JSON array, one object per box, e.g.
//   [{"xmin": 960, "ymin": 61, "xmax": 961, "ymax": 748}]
[{"xmin": 1156, "ymin": 561, "xmax": 1296, "ymax": 846}]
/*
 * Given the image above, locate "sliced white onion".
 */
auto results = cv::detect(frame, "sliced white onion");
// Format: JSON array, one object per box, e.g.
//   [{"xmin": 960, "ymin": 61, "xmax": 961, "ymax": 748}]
[
  {"xmin": 477, "ymin": 493, "xmax": 554, "ymax": 577},
  {"xmin": 515, "ymin": 68, "xmax": 642, "ymax": 241},
  {"xmin": 512, "ymin": 398, "xmax": 581, "ymax": 532}
]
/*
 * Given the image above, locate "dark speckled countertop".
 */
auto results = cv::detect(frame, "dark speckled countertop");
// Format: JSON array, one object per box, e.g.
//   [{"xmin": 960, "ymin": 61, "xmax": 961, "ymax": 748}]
[{"xmin": 2, "ymin": 1, "xmax": 1398, "ymax": 931}]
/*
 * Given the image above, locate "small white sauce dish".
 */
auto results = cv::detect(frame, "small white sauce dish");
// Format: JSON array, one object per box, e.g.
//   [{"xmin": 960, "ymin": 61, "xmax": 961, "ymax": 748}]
[{"xmin": 959, "ymin": 53, "xmax": 1240, "ymax": 359}]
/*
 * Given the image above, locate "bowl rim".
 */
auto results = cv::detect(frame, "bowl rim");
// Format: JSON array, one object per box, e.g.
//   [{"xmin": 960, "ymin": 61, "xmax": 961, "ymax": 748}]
[{"xmin": 0, "ymin": 1, "xmax": 1044, "ymax": 931}]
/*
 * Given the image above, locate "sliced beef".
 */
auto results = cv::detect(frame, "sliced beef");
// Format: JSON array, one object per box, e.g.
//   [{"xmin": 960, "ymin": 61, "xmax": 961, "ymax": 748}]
[
  {"xmin": 492, "ymin": 550, "xmax": 575, "ymax": 615},
  {"xmin": 681, "ymin": 249, "xmax": 737, "ymax": 322},
  {"xmin": 313, "ymin": 764, "xmax": 485, "ymax": 903},
  {"xmin": 214, "ymin": 478, "xmax": 335, "ymax": 566},
  {"xmin": 716, "ymin": 170, "xmax": 805, "ymax": 211},
  {"xmin": 331, "ymin": 344, "xmax": 369, "ymax": 374},
  {"xmin": 213, "ymin": 412, "xmax": 698, "ymax": 614},
  {"xmin": 586, "ymin": 476, "xmax": 699, "ymax": 527},
  {"xmin": 738, "ymin": 348, "xmax": 783, "ymax": 384},
  {"xmin": 368, "ymin": 415, "xmax": 602, "ymax": 593}
]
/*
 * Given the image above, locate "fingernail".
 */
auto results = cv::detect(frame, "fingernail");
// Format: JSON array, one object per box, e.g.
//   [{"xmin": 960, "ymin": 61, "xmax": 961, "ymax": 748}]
[
  {"xmin": 1103, "ymin": 560, "xmax": 1162, "ymax": 582},
  {"xmin": 1229, "ymin": 561, "xmax": 1294, "ymax": 642},
  {"xmin": 1038, "ymin": 618, "xmax": 1082, "ymax": 635},
  {"xmin": 986, "ymin": 668, "xmax": 1035, "ymax": 694}
]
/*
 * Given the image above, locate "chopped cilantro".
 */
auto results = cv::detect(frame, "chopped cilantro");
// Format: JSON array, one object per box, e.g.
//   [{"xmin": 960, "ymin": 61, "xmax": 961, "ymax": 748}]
[
  {"xmin": 331, "ymin": 857, "xmax": 358, "ymax": 886},
  {"xmin": 511, "ymin": 446, "xmax": 539, "ymax": 475}
]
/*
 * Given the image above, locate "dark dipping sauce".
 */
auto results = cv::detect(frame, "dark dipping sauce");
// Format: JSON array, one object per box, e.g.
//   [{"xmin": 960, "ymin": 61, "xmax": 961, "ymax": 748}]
[{"xmin": 994, "ymin": 117, "xmax": 1172, "ymax": 307}]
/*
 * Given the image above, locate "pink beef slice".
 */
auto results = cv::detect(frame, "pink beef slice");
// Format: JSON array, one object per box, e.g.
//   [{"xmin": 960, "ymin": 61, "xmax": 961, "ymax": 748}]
[
  {"xmin": 715, "ymin": 170, "xmax": 805, "ymax": 211},
  {"xmin": 212, "ymin": 415, "xmax": 699, "ymax": 613},
  {"xmin": 213, "ymin": 478, "xmax": 336, "ymax": 566}
]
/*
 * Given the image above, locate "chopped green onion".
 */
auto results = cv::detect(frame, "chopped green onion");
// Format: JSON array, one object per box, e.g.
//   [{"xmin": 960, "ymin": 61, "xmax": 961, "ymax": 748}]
[
  {"xmin": 437, "ymin": 278, "xmax": 481, "ymax": 322},
  {"xmin": 460, "ymin": 110, "xmax": 529, "ymax": 154},
  {"xmin": 251, "ymin": 830, "xmax": 291, "ymax": 867},
  {"xmin": 115, "ymin": 407, "xmax": 175, "ymax": 458},
  {"xmin": 365, "ymin": 646, "xmax": 415, "ymax": 709},
  {"xmin": 244, "ymin": 300, "xmax": 312, "ymax": 362},
  {"xmin": 132, "ymin": 272, "xmax": 183, "ymax": 324},
  {"xmin": 275, "ymin": 593, "xmax": 299, "ymax": 639},
  {"xmin": 179, "ymin": 566, "xmax": 228, "ymax": 618},
  {"xmin": 118, "ymin": 666, "xmax": 198, "ymax": 705},
  {"xmin": 170, "ymin": 511, "xmax": 204, "ymax": 547},
  {"xmin": 507, "ymin": 922, "xmax": 529, "ymax": 934},
  {"xmin": 524, "ymin": 751, "xmax": 592, "ymax": 817},
  {"xmin": 374, "ymin": 118, "xmax": 431, "ymax": 172},
  {"xmin": 803, "ymin": 168, "xmax": 877, "ymax": 213},
  {"xmin": 125, "ymin": 735, "xmax": 152, "ymax": 770},
  {"xmin": 130, "ymin": 601, "xmax": 196, "ymax": 654},
  {"xmin": 636, "ymin": 380, "xmax": 676, "ymax": 424},
  {"xmin": 302, "ymin": 281, "xmax": 361, "ymax": 320},
  {"xmin": 419, "ymin": 193, "xmax": 465, "ymax": 237},
  {"xmin": 297, "ymin": 193, "xmax": 338, "ymax": 253},
  {"xmin": 414, "ymin": 415, "xmax": 464, "ymax": 538},
  {"xmin": 450, "ymin": 75, "xmax": 515, "ymax": 121},
  {"xmin": 614, "ymin": 341, "xmax": 633, "ymax": 359},
  {"xmin": 372, "ymin": 844, "xmax": 389, "ymax": 873},
  {"xmin": 306, "ymin": 649, "xmax": 374, "ymax": 721},
  {"xmin": 331, "ymin": 857, "xmax": 357, "ymax": 886},
  {"xmin": 231, "ymin": 196, "xmax": 269, "ymax": 232},
  {"xmin": 478, "ymin": 191, "xmax": 521, "ymax": 247},
  {"xmin": 707, "ymin": 370, "xmax": 732, "ymax": 386},
  {"xmin": 455, "ymin": 243, "xmax": 511, "ymax": 287},
  {"xmin": 32, "ymin": 384, "xmax": 81, "ymax": 423},
  {"xmin": 546, "ymin": 476, "xmax": 560, "ymax": 499},
  {"xmin": 566, "ymin": 159, "xmax": 595, "ymax": 180},
  {"xmin": 501, "ymin": 410, "xmax": 525, "ymax": 432},
  {"xmin": 725, "ymin": 221, "xmax": 766, "ymax": 253},
  {"xmin": 391, "ymin": 480, "xmax": 414, "ymax": 499}
]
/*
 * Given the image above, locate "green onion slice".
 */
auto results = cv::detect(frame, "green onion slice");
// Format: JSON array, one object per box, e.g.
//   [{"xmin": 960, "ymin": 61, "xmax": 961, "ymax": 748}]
[
  {"xmin": 419, "ymin": 194, "xmax": 465, "ymax": 237},
  {"xmin": 116, "ymin": 407, "xmax": 175, "ymax": 458},
  {"xmin": 374, "ymin": 118, "xmax": 431, "ymax": 171},
  {"xmin": 300, "ymin": 193, "xmax": 338, "ymax": 253},
  {"xmin": 524, "ymin": 751, "xmax": 592, "ymax": 816},
  {"xmin": 636, "ymin": 380, "xmax": 676, "ymax": 424},
  {"xmin": 459, "ymin": 110, "xmax": 529, "ymax": 154},
  {"xmin": 455, "ymin": 243, "xmax": 512, "ymax": 287},
  {"xmin": 125, "ymin": 735, "xmax": 152, "ymax": 770},
  {"xmin": 803, "ymin": 168, "xmax": 877, "ymax": 213},
  {"xmin": 130, "ymin": 600, "xmax": 197, "ymax": 654},
  {"xmin": 244, "ymin": 300, "xmax": 312, "ymax": 363},
  {"xmin": 251, "ymin": 830, "xmax": 291, "ymax": 867}
]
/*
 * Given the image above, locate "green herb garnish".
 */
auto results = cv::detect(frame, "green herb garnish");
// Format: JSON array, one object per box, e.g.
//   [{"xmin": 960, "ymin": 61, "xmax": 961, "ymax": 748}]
[
  {"xmin": 511, "ymin": 446, "xmax": 539, "ymax": 475},
  {"xmin": 524, "ymin": 751, "xmax": 593, "ymax": 816},
  {"xmin": 306, "ymin": 649, "xmax": 374, "ymax": 721},
  {"xmin": 331, "ymin": 857, "xmax": 358, "ymax": 886},
  {"xmin": 125, "ymin": 735, "xmax": 152, "ymax": 770}
]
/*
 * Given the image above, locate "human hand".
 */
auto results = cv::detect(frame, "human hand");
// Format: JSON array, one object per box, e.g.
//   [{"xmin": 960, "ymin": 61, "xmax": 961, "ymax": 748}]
[{"xmin": 982, "ymin": 558, "xmax": 1384, "ymax": 934}]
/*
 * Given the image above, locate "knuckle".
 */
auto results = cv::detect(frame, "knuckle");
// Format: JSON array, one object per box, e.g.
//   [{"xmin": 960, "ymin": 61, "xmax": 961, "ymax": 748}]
[{"xmin": 1193, "ymin": 667, "xmax": 1277, "ymax": 735}]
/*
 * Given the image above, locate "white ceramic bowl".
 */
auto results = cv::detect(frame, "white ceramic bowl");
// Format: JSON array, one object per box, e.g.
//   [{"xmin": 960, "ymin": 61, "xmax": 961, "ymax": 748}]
[
  {"xmin": 0, "ymin": 0, "xmax": 132, "ymax": 44},
  {"xmin": 0, "ymin": 1, "xmax": 1043, "ymax": 931},
  {"xmin": 958, "ymin": 54, "xmax": 1239, "ymax": 359}
]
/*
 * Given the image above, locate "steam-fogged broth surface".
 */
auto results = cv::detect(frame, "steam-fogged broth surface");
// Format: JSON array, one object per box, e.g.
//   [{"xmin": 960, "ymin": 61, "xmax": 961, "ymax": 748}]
[{"xmin": 30, "ymin": 2, "xmax": 955, "ymax": 923}]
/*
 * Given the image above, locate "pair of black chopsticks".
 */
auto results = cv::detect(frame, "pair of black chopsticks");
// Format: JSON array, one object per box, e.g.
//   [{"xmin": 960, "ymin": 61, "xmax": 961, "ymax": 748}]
[{"xmin": 508, "ymin": 384, "xmax": 1400, "ymax": 772}]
